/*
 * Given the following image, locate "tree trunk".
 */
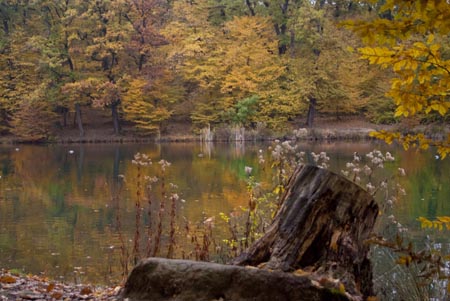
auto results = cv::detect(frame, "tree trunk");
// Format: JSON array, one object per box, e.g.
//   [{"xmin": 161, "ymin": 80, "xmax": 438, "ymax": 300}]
[
  {"xmin": 306, "ymin": 97, "xmax": 316, "ymax": 127},
  {"xmin": 62, "ymin": 108, "xmax": 68, "ymax": 127},
  {"xmin": 111, "ymin": 101, "xmax": 121, "ymax": 135},
  {"xmin": 74, "ymin": 103, "xmax": 84, "ymax": 137},
  {"xmin": 233, "ymin": 164, "xmax": 378, "ymax": 297}
]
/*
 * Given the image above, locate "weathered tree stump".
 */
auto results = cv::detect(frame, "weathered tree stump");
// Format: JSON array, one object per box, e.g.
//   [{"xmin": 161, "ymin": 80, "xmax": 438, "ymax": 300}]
[
  {"xmin": 121, "ymin": 164, "xmax": 378, "ymax": 300},
  {"xmin": 233, "ymin": 164, "xmax": 378, "ymax": 296}
]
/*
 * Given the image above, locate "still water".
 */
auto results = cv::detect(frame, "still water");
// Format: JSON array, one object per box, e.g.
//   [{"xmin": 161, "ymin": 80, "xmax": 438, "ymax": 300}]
[{"xmin": 0, "ymin": 141, "xmax": 449, "ymax": 289}]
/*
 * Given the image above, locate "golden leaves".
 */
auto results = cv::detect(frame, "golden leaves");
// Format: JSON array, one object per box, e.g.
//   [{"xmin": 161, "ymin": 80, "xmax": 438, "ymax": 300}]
[
  {"xmin": 0, "ymin": 275, "xmax": 17, "ymax": 284},
  {"xmin": 347, "ymin": 0, "xmax": 450, "ymax": 158},
  {"xmin": 368, "ymin": 130, "xmax": 450, "ymax": 157},
  {"xmin": 418, "ymin": 216, "xmax": 450, "ymax": 231},
  {"xmin": 358, "ymin": 47, "xmax": 395, "ymax": 68},
  {"xmin": 121, "ymin": 77, "xmax": 175, "ymax": 132}
]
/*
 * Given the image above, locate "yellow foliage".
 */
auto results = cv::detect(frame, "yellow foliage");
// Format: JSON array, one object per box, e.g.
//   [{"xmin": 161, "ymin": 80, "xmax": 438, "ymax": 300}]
[
  {"xmin": 418, "ymin": 216, "xmax": 450, "ymax": 231},
  {"xmin": 345, "ymin": 0, "xmax": 450, "ymax": 158},
  {"xmin": 164, "ymin": 1, "xmax": 292, "ymax": 128},
  {"xmin": 396, "ymin": 255, "xmax": 412, "ymax": 266},
  {"xmin": 122, "ymin": 78, "xmax": 173, "ymax": 133}
]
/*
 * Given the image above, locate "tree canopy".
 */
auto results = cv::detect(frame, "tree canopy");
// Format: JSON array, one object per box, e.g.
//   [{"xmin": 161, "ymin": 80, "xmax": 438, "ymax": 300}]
[{"xmin": 0, "ymin": 0, "xmax": 448, "ymax": 142}]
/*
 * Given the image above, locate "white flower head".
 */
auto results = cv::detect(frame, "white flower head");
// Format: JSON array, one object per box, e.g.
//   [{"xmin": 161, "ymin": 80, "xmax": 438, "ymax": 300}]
[
  {"xmin": 385, "ymin": 152, "xmax": 395, "ymax": 161},
  {"xmin": 245, "ymin": 166, "xmax": 253, "ymax": 175},
  {"xmin": 363, "ymin": 165, "xmax": 372, "ymax": 176}
]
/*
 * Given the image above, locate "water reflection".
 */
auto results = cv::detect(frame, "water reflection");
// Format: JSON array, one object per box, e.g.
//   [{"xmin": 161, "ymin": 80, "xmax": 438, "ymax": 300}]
[{"xmin": 0, "ymin": 142, "xmax": 449, "ymax": 290}]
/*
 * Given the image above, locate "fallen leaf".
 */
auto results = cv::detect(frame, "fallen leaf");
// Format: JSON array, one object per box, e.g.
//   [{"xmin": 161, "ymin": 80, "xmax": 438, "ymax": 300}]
[
  {"xmin": 46, "ymin": 282, "xmax": 55, "ymax": 292},
  {"xmin": 19, "ymin": 291, "xmax": 44, "ymax": 299},
  {"xmin": 113, "ymin": 286, "xmax": 122, "ymax": 294},
  {"xmin": 51, "ymin": 292, "xmax": 63, "ymax": 300},
  {"xmin": 0, "ymin": 275, "xmax": 16, "ymax": 284},
  {"xmin": 80, "ymin": 286, "xmax": 93, "ymax": 295}
]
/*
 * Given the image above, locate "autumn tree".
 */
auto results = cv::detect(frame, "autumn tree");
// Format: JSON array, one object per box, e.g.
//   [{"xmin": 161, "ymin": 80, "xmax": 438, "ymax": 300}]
[
  {"xmin": 0, "ymin": 1, "xmax": 59, "ymax": 136},
  {"xmin": 92, "ymin": 81, "xmax": 122, "ymax": 134},
  {"xmin": 207, "ymin": 0, "xmax": 303, "ymax": 54},
  {"xmin": 84, "ymin": 0, "xmax": 176, "ymax": 135},
  {"xmin": 122, "ymin": 0, "xmax": 168, "ymax": 72},
  {"xmin": 24, "ymin": 0, "xmax": 97, "ymax": 136},
  {"xmin": 218, "ymin": 16, "xmax": 291, "ymax": 128},
  {"xmin": 345, "ymin": 0, "xmax": 450, "ymax": 158},
  {"xmin": 120, "ymin": 0, "xmax": 180, "ymax": 134},
  {"xmin": 81, "ymin": 0, "xmax": 132, "ymax": 135},
  {"xmin": 0, "ymin": 3, "xmax": 19, "ymax": 133},
  {"xmin": 162, "ymin": 0, "xmax": 224, "ymax": 128},
  {"xmin": 286, "ymin": 2, "xmax": 379, "ymax": 127},
  {"xmin": 121, "ymin": 76, "xmax": 175, "ymax": 134},
  {"xmin": 166, "ymin": 0, "xmax": 292, "ymax": 129},
  {"xmin": 61, "ymin": 79, "xmax": 99, "ymax": 137},
  {"xmin": 10, "ymin": 82, "xmax": 57, "ymax": 141}
]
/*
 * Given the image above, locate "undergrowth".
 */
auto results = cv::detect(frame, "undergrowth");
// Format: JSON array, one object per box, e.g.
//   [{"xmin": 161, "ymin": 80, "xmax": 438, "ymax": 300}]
[{"xmin": 112, "ymin": 138, "xmax": 450, "ymax": 300}]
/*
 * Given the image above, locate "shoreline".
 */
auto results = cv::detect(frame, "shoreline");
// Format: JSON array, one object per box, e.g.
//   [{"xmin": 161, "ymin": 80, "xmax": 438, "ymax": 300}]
[
  {"xmin": 1, "ymin": 127, "xmax": 379, "ymax": 145},
  {"xmin": 1, "ymin": 118, "xmax": 448, "ymax": 145},
  {"xmin": 0, "ymin": 270, "xmax": 121, "ymax": 300}
]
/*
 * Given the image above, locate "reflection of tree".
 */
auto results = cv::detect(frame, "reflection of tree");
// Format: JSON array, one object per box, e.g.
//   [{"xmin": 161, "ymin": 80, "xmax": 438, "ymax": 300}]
[
  {"xmin": 0, "ymin": 145, "xmax": 139, "ymax": 282},
  {"xmin": 113, "ymin": 147, "xmax": 120, "ymax": 179},
  {"xmin": 76, "ymin": 145, "xmax": 84, "ymax": 182},
  {"xmin": 0, "ymin": 153, "xmax": 14, "ymax": 176},
  {"xmin": 200, "ymin": 142, "xmax": 213, "ymax": 159},
  {"xmin": 233, "ymin": 141, "xmax": 245, "ymax": 158},
  {"xmin": 427, "ymin": 188, "xmax": 438, "ymax": 218},
  {"xmin": 399, "ymin": 150, "xmax": 450, "ymax": 220}
]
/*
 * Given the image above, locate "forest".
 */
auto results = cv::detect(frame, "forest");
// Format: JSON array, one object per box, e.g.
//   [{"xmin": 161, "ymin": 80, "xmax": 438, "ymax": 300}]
[{"xmin": 0, "ymin": 0, "xmax": 449, "ymax": 146}]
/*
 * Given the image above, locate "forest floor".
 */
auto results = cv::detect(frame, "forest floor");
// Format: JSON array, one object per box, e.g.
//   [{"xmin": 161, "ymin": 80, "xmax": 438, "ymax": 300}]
[{"xmin": 0, "ymin": 269, "xmax": 121, "ymax": 300}]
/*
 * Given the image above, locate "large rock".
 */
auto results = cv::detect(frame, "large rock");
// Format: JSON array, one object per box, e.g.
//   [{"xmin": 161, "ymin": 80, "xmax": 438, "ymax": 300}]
[{"xmin": 121, "ymin": 257, "xmax": 350, "ymax": 301}]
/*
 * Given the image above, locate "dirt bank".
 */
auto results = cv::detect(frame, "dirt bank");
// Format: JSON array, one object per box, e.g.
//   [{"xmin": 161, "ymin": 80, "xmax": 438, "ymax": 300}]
[{"xmin": 1, "ymin": 114, "xmax": 448, "ymax": 144}]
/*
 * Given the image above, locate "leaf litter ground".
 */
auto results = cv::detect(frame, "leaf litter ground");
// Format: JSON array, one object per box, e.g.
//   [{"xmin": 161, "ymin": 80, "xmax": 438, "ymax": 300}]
[{"xmin": 1, "ymin": 269, "xmax": 121, "ymax": 300}]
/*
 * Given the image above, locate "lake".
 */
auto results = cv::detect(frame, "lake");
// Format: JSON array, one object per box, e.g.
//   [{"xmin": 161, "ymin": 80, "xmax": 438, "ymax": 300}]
[{"xmin": 0, "ymin": 141, "xmax": 449, "ymax": 296}]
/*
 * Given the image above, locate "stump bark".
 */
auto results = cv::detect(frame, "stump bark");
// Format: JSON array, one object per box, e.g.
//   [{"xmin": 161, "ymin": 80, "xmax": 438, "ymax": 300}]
[
  {"xmin": 122, "ymin": 164, "xmax": 378, "ymax": 300},
  {"xmin": 233, "ymin": 164, "xmax": 378, "ymax": 296}
]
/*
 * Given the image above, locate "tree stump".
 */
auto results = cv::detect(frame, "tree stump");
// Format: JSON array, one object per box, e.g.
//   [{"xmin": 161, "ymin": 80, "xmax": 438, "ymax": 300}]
[
  {"xmin": 233, "ymin": 164, "xmax": 378, "ymax": 296},
  {"xmin": 121, "ymin": 164, "xmax": 378, "ymax": 300}
]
